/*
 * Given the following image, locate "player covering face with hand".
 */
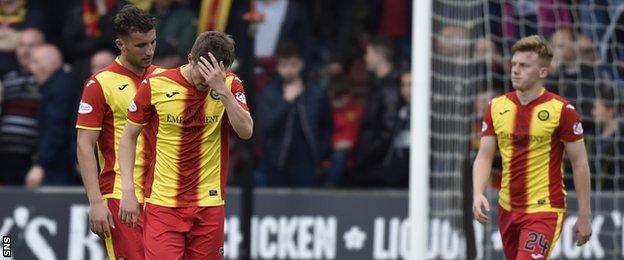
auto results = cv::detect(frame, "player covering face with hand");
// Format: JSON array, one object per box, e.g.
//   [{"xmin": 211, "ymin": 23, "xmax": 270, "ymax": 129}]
[{"xmin": 118, "ymin": 31, "xmax": 252, "ymax": 260}]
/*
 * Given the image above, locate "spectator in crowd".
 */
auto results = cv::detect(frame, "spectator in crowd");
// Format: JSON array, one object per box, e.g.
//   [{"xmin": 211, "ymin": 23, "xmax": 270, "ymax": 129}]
[
  {"xmin": 0, "ymin": 0, "xmax": 44, "ymax": 74},
  {"xmin": 377, "ymin": 68, "xmax": 411, "ymax": 187},
  {"xmin": 61, "ymin": 0, "xmax": 126, "ymax": 82},
  {"xmin": 546, "ymin": 28, "xmax": 599, "ymax": 135},
  {"xmin": 591, "ymin": 86, "xmax": 624, "ymax": 190},
  {"xmin": 473, "ymin": 37, "xmax": 508, "ymax": 93},
  {"xmin": 0, "ymin": 28, "xmax": 44, "ymax": 185},
  {"xmin": 325, "ymin": 75, "xmax": 362, "ymax": 187},
  {"xmin": 251, "ymin": 0, "xmax": 314, "ymax": 90},
  {"xmin": 578, "ymin": 0, "xmax": 611, "ymax": 43},
  {"xmin": 89, "ymin": 49, "xmax": 115, "ymax": 74},
  {"xmin": 577, "ymin": 34, "xmax": 599, "ymax": 65},
  {"xmin": 349, "ymin": 35, "xmax": 401, "ymax": 187},
  {"xmin": 255, "ymin": 42, "xmax": 332, "ymax": 187},
  {"xmin": 25, "ymin": 44, "xmax": 82, "ymax": 187},
  {"xmin": 151, "ymin": 0, "xmax": 197, "ymax": 59}
]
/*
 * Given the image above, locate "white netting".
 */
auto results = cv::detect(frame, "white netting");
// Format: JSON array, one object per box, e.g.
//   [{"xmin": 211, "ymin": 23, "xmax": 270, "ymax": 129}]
[{"xmin": 429, "ymin": 0, "xmax": 624, "ymax": 259}]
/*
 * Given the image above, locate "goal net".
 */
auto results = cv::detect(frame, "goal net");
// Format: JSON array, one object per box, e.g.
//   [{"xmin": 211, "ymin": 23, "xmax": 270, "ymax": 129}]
[{"xmin": 425, "ymin": 0, "xmax": 624, "ymax": 259}]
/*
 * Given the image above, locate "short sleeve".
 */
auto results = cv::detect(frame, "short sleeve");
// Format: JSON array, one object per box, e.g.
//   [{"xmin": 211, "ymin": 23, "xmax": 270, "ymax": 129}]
[
  {"xmin": 230, "ymin": 76, "xmax": 249, "ymax": 111},
  {"xmin": 127, "ymin": 78, "xmax": 154, "ymax": 126},
  {"xmin": 76, "ymin": 78, "xmax": 106, "ymax": 130},
  {"xmin": 559, "ymin": 103, "xmax": 584, "ymax": 142},
  {"xmin": 480, "ymin": 101, "xmax": 495, "ymax": 137}
]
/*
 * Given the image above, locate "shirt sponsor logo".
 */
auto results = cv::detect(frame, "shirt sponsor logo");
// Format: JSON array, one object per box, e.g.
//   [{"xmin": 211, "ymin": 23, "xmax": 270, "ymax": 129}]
[
  {"xmin": 78, "ymin": 102, "xmax": 93, "ymax": 114},
  {"xmin": 235, "ymin": 92, "xmax": 246, "ymax": 104},
  {"xmin": 129, "ymin": 101, "xmax": 137, "ymax": 112},
  {"xmin": 118, "ymin": 84, "xmax": 128, "ymax": 90},
  {"xmin": 573, "ymin": 122, "xmax": 583, "ymax": 135}
]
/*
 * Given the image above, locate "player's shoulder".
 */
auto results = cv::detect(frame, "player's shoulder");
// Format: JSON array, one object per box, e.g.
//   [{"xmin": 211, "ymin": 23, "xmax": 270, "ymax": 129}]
[
  {"xmin": 147, "ymin": 65, "xmax": 167, "ymax": 76},
  {"xmin": 545, "ymin": 90, "xmax": 571, "ymax": 104},
  {"xmin": 489, "ymin": 92, "xmax": 511, "ymax": 106}
]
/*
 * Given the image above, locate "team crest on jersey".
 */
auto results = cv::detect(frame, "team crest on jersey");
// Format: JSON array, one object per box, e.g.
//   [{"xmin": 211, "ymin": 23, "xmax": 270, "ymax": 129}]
[
  {"xmin": 481, "ymin": 121, "xmax": 488, "ymax": 132},
  {"xmin": 537, "ymin": 110, "xmax": 549, "ymax": 121},
  {"xmin": 129, "ymin": 101, "xmax": 137, "ymax": 112},
  {"xmin": 210, "ymin": 89, "xmax": 220, "ymax": 100},
  {"xmin": 78, "ymin": 102, "xmax": 93, "ymax": 114}
]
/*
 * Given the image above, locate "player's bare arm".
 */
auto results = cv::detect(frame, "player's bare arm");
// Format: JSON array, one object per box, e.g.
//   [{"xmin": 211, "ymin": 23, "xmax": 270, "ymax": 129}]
[
  {"xmin": 565, "ymin": 140, "xmax": 592, "ymax": 246},
  {"xmin": 472, "ymin": 136, "xmax": 497, "ymax": 224},
  {"xmin": 198, "ymin": 53, "xmax": 253, "ymax": 139},
  {"xmin": 77, "ymin": 129, "xmax": 115, "ymax": 238},
  {"xmin": 117, "ymin": 123, "xmax": 143, "ymax": 228}
]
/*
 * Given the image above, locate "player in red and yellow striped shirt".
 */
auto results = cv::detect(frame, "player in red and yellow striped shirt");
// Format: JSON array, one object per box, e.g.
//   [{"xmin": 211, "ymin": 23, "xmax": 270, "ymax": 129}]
[
  {"xmin": 76, "ymin": 5, "xmax": 163, "ymax": 260},
  {"xmin": 118, "ymin": 31, "xmax": 252, "ymax": 260},
  {"xmin": 473, "ymin": 35, "xmax": 592, "ymax": 260}
]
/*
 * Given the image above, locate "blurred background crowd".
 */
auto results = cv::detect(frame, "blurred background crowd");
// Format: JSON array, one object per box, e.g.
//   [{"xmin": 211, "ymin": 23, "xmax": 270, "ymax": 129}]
[
  {"xmin": 0, "ymin": 0, "xmax": 413, "ymax": 189},
  {"xmin": 1, "ymin": 0, "xmax": 624, "ymax": 191}
]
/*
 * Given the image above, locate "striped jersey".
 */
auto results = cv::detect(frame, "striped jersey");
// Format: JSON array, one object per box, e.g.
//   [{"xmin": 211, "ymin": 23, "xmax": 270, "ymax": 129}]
[
  {"xmin": 76, "ymin": 58, "xmax": 165, "ymax": 202},
  {"xmin": 127, "ymin": 66, "xmax": 249, "ymax": 208},
  {"xmin": 481, "ymin": 89, "xmax": 584, "ymax": 213}
]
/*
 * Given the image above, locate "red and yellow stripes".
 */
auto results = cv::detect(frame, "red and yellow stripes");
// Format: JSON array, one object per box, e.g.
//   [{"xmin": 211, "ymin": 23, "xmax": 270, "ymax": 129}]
[
  {"xmin": 140, "ymin": 68, "xmax": 235, "ymax": 207},
  {"xmin": 198, "ymin": 0, "xmax": 233, "ymax": 34},
  {"xmin": 490, "ymin": 91, "xmax": 568, "ymax": 213}
]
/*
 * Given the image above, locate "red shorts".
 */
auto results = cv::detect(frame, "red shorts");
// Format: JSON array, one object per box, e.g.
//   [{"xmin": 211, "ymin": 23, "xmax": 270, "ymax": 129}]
[
  {"xmin": 102, "ymin": 198, "xmax": 144, "ymax": 260},
  {"xmin": 143, "ymin": 203, "xmax": 225, "ymax": 260},
  {"xmin": 498, "ymin": 207, "xmax": 564, "ymax": 260}
]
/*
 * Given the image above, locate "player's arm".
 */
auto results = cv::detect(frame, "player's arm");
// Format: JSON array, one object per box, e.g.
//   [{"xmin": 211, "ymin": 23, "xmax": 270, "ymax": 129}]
[
  {"xmin": 199, "ymin": 54, "xmax": 253, "ymax": 139},
  {"xmin": 472, "ymin": 136, "xmax": 497, "ymax": 224},
  {"xmin": 77, "ymin": 129, "xmax": 115, "ymax": 238},
  {"xmin": 118, "ymin": 122, "xmax": 143, "ymax": 228},
  {"xmin": 565, "ymin": 140, "xmax": 592, "ymax": 246}
]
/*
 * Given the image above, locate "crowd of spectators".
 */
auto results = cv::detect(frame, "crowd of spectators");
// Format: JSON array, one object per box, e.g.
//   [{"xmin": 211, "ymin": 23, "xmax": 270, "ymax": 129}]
[
  {"xmin": 0, "ymin": 0, "xmax": 412, "ymax": 189},
  {"xmin": 6, "ymin": 0, "xmax": 624, "ymax": 190}
]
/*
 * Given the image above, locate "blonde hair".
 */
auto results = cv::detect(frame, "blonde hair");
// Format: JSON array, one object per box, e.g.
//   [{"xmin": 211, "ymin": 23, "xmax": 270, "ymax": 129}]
[{"xmin": 511, "ymin": 35, "xmax": 553, "ymax": 67}]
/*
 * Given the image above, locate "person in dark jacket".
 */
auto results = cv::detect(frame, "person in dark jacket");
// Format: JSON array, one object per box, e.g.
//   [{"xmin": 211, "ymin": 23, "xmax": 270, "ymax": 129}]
[
  {"xmin": 0, "ymin": 28, "xmax": 44, "ymax": 185},
  {"xmin": 349, "ymin": 35, "xmax": 402, "ymax": 187},
  {"xmin": 25, "ymin": 44, "xmax": 82, "ymax": 187},
  {"xmin": 255, "ymin": 42, "xmax": 332, "ymax": 187}
]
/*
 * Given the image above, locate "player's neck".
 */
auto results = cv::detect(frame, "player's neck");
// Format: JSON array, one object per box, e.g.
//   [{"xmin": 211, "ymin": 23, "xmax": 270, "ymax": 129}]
[
  {"xmin": 515, "ymin": 85, "xmax": 543, "ymax": 105},
  {"xmin": 119, "ymin": 56, "xmax": 147, "ymax": 76}
]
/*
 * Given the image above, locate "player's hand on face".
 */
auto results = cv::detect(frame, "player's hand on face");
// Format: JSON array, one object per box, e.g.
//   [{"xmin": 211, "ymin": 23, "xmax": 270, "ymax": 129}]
[
  {"xmin": 198, "ymin": 53, "xmax": 227, "ymax": 96},
  {"xmin": 573, "ymin": 215, "xmax": 592, "ymax": 246},
  {"xmin": 119, "ymin": 192, "xmax": 140, "ymax": 228},
  {"xmin": 472, "ymin": 194, "xmax": 490, "ymax": 224},
  {"xmin": 89, "ymin": 200, "xmax": 114, "ymax": 239}
]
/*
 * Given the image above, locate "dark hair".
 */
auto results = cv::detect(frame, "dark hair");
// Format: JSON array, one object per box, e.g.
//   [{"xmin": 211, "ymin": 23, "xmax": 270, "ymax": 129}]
[
  {"xmin": 113, "ymin": 4, "xmax": 156, "ymax": 37},
  {"xmin": 276, "ymin": 41, "xmax": 302, "ymax": 60},
  {"xmin": 368, "ymin": 35, "xmax": 395, "ymax": 61},
  {"xmin": 190, "ymin": 31, "xmax": 236, "ymax": 67},
  {"xmin": 326, "ymin": 75, "xmax": 352, "ymax": 99}
]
